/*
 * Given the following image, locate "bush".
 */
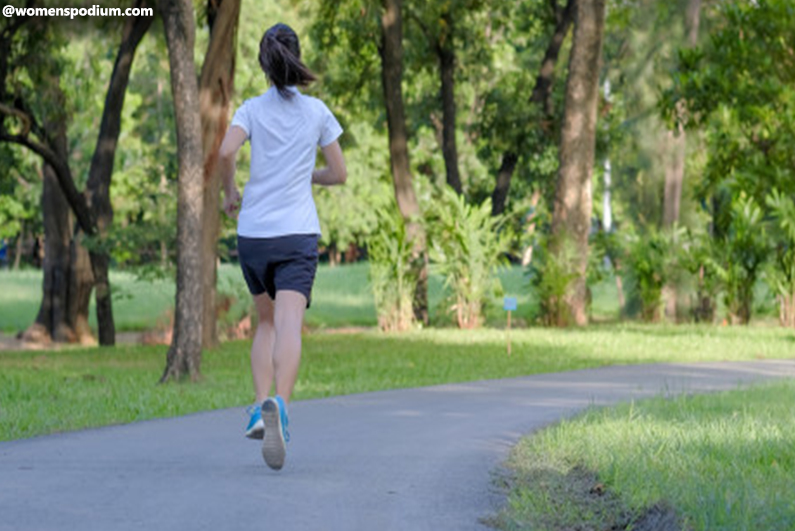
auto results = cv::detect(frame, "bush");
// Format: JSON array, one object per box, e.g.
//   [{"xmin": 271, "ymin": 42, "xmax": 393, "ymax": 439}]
[
  {"xmin": 367, "ymin": 206, "xmax": 417, "ymax": 332},
  {"xmin": 766, "ymin": 189, "xmax": 795, "ymax": 328},
  {"xmin": 623, "ymin": 227, "xmax": 681, "ymax": 323},
  {"xmin": 426, "ymin": 188, "xmax": 511, "ymax": 329},
  {"xmin": 680, "ymin": 230, "xmax": 722, "ymax": 323},
  {"xmin": 529, "ymin": 233, "xmax": 581, "ymax": 327},
  {"xmin": 719, "ymin": 195, "xmax": 770, "ymax": 324}
]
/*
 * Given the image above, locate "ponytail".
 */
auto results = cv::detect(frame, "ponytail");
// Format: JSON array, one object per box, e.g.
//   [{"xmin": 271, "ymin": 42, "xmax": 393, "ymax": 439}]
[{"xmin": 258, "ymin": 23, "xmax": 316, "ymax": 99}]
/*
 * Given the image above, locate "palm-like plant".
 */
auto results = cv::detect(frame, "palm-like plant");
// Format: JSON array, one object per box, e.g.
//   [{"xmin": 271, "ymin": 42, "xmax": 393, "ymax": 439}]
[{"xmin": 427, "ymin": 188, "xmax": 511, "ymax": 329}]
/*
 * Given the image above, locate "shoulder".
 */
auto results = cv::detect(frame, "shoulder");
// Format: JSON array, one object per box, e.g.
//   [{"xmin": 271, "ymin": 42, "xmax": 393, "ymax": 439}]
[
  {"xmin": 240, "ymin": 92, "xmax": 272, "ymax": 109},
  {"xmin": 299, "ymin": 93, "xmax": 334, "ymax": 114}
]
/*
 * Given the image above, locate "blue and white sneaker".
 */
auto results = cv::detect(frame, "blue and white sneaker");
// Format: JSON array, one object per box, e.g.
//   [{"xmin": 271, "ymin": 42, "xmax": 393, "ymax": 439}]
[
  {"xmin": 261, "ymin": 396, "xmax": 289, "ymax": 470},
  {"xmin": 245, "ymin": 404, "xmax": 264, "ymax": 440}
]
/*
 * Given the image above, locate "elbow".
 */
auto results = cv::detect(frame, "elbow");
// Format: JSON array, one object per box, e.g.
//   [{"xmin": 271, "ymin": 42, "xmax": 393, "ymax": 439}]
[
  {"xmin": 337, "ymin": 167, "xmax": 348, "ymax": 185},
  {"xmin": 218, "ymin": 146, "xmax": 236, "ymax": 164}
]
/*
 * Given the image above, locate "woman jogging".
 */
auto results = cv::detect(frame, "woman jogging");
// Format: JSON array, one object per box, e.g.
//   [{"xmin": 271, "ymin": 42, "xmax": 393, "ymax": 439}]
[{"xmin": 218, "ymin": 23, "xmax": 347, "ymax": 470}]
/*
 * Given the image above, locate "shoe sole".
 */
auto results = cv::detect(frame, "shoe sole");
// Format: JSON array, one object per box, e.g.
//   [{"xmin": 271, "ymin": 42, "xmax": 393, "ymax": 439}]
[{"xmin": 261, "ymin": 399, "xmax": 286, "ymax": 470}]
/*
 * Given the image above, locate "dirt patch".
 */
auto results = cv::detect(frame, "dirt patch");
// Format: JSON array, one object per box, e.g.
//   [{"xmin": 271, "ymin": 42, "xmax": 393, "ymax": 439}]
[
  {"xmin": 0, "ymin": 332, "xmax": 52, "ymax": 352},
  {"xmin": 0, "ymin": 331, "xmax": 141, "ymax": 352},
  {"xmin": 489, "ymin": 464, "xmax": 686, "ymax": 531},
  {"xmin": 631, "ymin": 502, "xmax": 683, "ymax": 531}
]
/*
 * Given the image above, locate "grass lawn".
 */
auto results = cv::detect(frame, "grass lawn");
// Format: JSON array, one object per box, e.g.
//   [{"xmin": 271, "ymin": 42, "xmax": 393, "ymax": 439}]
[
  {"xmin": 492, "ymin": 380, "xmax": 795, "ymax": 531},
  {"xmin": 0, "ymin": 263, "xmax": 618, "ymax": 335},
  {"xmin": 1, "ymin": 262, "xmax": 779, "ymax": 335},
  {"xmin": 1, "ymin": 324, "xmax": 794, "ymax": 442}
]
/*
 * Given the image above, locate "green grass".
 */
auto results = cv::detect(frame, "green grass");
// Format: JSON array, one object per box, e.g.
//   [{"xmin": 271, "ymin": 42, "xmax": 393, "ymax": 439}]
[
  {"xmin": 0, "ymin": 268, "xmax": 176, "ymax": 334},
  {"xmin": 493, "ymin": 380, "xmax": 795, "ymax": 531},
  {"xmin": 1, "ymin": 324, "xmax": 794, "ymax": 441},
  {"xmin": 0, "ymin": 263, "xmax": 617, "ymax": 335},
  {"xmin": 2, "ymin": 262, "xmax": 781, "ymax": 335}
]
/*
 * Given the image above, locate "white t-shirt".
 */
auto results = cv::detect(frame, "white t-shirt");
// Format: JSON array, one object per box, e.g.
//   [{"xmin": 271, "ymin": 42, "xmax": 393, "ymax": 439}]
[{"xmin": 230, "ymin": 86, "xmax": 343, "ymax": 238}]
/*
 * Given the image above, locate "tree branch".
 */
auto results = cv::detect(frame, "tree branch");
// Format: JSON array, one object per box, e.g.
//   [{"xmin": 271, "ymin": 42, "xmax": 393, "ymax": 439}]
[
  {"xmin": 0, "ymin": 129, "xmax": 95, "ymax": 234},
  {"xmin": 0, "ymin": 102, "xmax": 31, "ymax": 135}
]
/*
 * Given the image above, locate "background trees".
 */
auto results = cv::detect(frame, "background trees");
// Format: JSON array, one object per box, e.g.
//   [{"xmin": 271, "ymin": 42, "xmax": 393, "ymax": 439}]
[{"xmin": 1, "ymin": 0, "xmax": 793, "ymax": 364}]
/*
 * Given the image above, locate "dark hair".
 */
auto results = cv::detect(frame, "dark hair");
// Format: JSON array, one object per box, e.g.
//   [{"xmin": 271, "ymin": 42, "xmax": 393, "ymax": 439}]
[{"xmin": 258, "ymin": 23, "xmax": 316, "ymax": 99}]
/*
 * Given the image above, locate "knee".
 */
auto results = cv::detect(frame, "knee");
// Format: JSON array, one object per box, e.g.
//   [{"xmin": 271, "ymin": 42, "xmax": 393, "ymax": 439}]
[{"xmin": 257, "ymin": 312, "xmax": 275, "ymax": 328}]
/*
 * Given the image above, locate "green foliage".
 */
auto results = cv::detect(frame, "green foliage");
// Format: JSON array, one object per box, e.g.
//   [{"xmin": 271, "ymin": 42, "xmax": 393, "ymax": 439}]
[
  {"xmin": 0, "ymin": 146, "xmax": 39, "ymax": 245},
  {"xmin": 623, "ymin": 227, "xmax": 681, "ymax": 322},
  {"xmin": 426, "ymin": 187, "xmax": 510, "ymax": 328},
  {"xmin": 766, "ymin": 189, "xmax": 795, "ymax": 327},
  {"xmin": 660, "ymin": 0, "xmax": 794, "ymax": 327},
  {"xmin": 679, "ymin": 195, "xmax": 771, "ymax": 326},
  {"xmin": 314, "ymin": 122, "xmax": 394, "ymax": 252},
  {"xmin": 603, "ymin": 0, "xmax": 704, "ymax": 233},
  {"xmin": 367, "ymin": 206, "xmax": 418, "ymax": 331},
  {"xmin": 529, "ymin": 233, "xmax": 579, "ymax": 327},
  {"xmin": 717, "ymin": 195, "xmax": 770, "ymax": 324},
  {"xmin": 680, "ymin": 229, "xmax": 722, "ymax": 323}
]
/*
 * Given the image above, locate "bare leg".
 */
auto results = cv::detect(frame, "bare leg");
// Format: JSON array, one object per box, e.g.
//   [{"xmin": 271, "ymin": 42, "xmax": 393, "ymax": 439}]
[
  {"xmin": 251, "ymin": 293, "xmax": 276, "ymax": 403},
  {"xmin": 272, "ymin": 290, "xmax": 307, "ymax": 403}
]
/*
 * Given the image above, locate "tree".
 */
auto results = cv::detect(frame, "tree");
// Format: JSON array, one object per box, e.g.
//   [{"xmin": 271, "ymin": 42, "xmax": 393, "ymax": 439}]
[
  {"xmin": 0, "ymin": 4, "xmax": 151, "ymax": 344},
  {"xmin": 85, "ymin": 0, "xmax": 154, "ymax": 345},
  {"xmin": 159, "ymin": 0, "xmax": 205, "ymax": 381},
  {"xmin": 490, "ymin": 0, "xmax": 575, "ymax": 217},
  {"xmin": 662, "ymin": 0, "xmax": 795, "ymax": 326},
  {"xmin": 406, "ymin": 2, "xmax": 463, "ymax": 194},
  {"xmin": 662, "ymin": 0, "xmax": 700, "ymax": 229},
  {"xmin": 379, "ymin": 0, "xmax": 429, "ymax": 325},
  {"xmin": 548, "ymin": 0, "xmax": 606, "ymax": 326},
  {"xmin": 0, "ymin": 13, "xmax": 95, "ymax": 343},
  {"xmin": 199, "ymin": 0, "xmax": 240, "ymax": 349},
  {"xmin": 661, "ymin": 0, "xmax": 700, "ymax": 319}
]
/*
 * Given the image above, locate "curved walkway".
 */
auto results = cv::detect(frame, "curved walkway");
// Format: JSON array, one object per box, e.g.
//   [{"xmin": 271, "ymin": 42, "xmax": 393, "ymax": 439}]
[{"xmin": 2, "ymin": 360, "xmax": 794, "ymax": 531}]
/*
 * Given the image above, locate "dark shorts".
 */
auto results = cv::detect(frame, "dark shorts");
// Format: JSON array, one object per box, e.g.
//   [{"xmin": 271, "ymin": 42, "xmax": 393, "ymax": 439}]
[{"xmin": 237, "ymin": 234, "xmax": 319, "ymax": 308}]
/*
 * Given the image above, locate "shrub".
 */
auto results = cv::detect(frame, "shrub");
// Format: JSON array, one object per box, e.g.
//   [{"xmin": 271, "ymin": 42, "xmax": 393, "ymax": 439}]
[
  {"xmin": 623, "ymin": 227, "xmax": 681, "ymax": 323},
  {"xmin": 719, "ymin": 194, "xmax": 770, "ymax": 324},
  {"xmin": 680, "ymin": 230, "xmax": 722, "ymax": 323},
  {"xmin": 529, "ymin": 234, "xmax": 581, "ymax": 327},
  {"xmin": 766, "ymin": 189, "xmax": 795, "ymax": 328},
  {"xmin": 426, "ymin": 188, "xmax": 510, "ymax": 329},
  {"xmin": 367, "ymin": 206, "xmax": 417, "ymax": 332}
]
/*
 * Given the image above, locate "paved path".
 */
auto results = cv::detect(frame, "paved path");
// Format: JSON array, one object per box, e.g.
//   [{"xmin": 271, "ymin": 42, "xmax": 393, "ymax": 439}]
[{"xmin": 2, "ymin": 360, "xmax": 794, "ymax": 531}]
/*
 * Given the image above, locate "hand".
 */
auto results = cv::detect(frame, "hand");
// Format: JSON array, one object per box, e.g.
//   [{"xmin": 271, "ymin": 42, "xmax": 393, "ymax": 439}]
[{"xmin": 223, "ymin": 188, "xmax": 242, "ymax": 219}]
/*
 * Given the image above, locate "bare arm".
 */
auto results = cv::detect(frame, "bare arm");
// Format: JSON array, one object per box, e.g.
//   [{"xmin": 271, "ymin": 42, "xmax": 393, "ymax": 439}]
[
  {"xmin": 218, "ymin": 126, "xmax": 248, "ymax": 217},
  {"xmin": 312, "ymin": 140, "xmax": 347, "ymax": 186}
]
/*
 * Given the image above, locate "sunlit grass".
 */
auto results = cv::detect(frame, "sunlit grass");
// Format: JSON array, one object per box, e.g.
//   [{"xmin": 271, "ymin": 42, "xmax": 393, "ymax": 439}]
[
  {"xmin": 494, "ymin": 380, "xmax": 795, "ymax": 530},
  {"xmin": 0, "ymin": 263, "xmax": 618, "ymax": 334},
  {"xmin": 2, "ymin": 325, "xmax": 794, "ymax": 441}
]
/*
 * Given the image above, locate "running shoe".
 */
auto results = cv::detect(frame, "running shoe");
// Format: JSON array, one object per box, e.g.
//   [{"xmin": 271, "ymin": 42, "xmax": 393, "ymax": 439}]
[
  {"xmin": 261, "ymin": 397, "xmax": 288, "ymax": 470},
  {"xmin": 245, "ymin": 404, "xmax": 264, "ymax": 440}
]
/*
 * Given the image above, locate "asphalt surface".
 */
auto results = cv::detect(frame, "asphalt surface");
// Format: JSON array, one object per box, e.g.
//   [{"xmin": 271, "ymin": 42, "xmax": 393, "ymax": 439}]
[{"xmin": 2, "ymin": 360, "xmax": 794, "ymax": 531}]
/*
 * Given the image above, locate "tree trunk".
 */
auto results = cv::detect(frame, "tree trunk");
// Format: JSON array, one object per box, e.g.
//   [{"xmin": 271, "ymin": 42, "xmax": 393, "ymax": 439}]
[
  {"xmin": 491, "ymin": 152, "xmax": 518, "ymax": 216},
  {"xmin": 490, "ymin": 0, "xmax": 575, "ymax": 216},
  {"xmin": 662, "ymin": 0, "xmax": 700, "ymax": 319},
  {"xmin": 437, "ymin": 9, "xmax": 461, "ymax": 195},
  {"xmin": 549, "ymin": 0, "xmax": 606, "ymax": 327},
  {"xmin": 380, "ymin": 0, "xmax": 428, "ymax": 325},
  {"xmin": 199, "ymin": 0, "xmax": 240, "ymax": 350},
  {"xmin": 160, "ymin": 0, "xmax": 205, "ymax": 382},
  {"xmin": 12, "ymin": 228, "xmax": 22, "ymax": 270},
  {"xmin": 67, "ymin": 237, "xmax": 95, "ymax": 344},
  {"xmin": 28, "ymin": 160, "xmax": 74, "ymax": 343},
  {"xmin": 85, "ymin": 0, "xmax": 153, "ymax": 346},
  {"xmin": 21, "ymin": 97, "xmax": 95, "ymax": 345}
]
